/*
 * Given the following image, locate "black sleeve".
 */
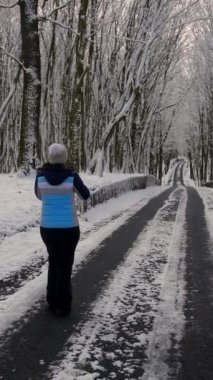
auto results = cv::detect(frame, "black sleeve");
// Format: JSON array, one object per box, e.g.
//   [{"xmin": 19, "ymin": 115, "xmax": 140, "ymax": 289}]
[
  {"xmin": 73, "ymin": 173, "xmax": 90, "ymax": 200},
  {"xmin": 34, "ymin": 174, "xmax": 42, "ymax": 200}
]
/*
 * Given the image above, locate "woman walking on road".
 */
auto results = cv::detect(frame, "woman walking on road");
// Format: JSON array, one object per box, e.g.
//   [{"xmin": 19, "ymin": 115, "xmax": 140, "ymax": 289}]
[{"xmin": 35, "ymin": 143, "xmax": 90, "ymax": 315}]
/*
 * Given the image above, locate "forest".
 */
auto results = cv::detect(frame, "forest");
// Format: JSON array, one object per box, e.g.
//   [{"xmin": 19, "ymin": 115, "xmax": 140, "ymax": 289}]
[{"xmin": 0, "ymin": 0, "xmax": 212, "ymax": 183}]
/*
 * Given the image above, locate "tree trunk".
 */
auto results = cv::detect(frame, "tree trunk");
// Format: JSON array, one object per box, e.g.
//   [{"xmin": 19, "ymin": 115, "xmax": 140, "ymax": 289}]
[
  {"xmin": 210, "ymin": 129, "xmax": 213, "ymax": 181},
  {"xmin": 69, "ymin": 0, "xmax": 89, "ymax": 171},
  {"xmin": 188, "ymin": 152, "xmax": 194, "ymax": 181},
  {"xmin": 0, "ymin": 34, "xmax": 3, "ymax": 106},
  {"xmin": 18, "ymin": 0, "xmax": 41, "ymax": 173},
  {"xmin": 158, "ymin": 130, "xmax": 163, "ymax": 182}
]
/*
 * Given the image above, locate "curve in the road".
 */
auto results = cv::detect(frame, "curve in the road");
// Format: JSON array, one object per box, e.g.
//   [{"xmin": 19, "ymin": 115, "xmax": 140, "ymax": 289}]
[{"xmin": 173, "ymin": 160, "xmax": 185, "ymax": 187}]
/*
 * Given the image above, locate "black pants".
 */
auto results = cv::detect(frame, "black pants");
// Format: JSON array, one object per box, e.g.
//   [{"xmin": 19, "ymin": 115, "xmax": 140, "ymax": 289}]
[{"xmin": 40, "ymin": 226, "xmax": 80, "ymax": 310}]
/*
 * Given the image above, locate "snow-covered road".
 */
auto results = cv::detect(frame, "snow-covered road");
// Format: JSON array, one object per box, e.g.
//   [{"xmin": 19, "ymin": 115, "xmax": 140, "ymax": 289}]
[{"xmin": 1, "ymin": 165, "xmax": 213, "ymax": 380}]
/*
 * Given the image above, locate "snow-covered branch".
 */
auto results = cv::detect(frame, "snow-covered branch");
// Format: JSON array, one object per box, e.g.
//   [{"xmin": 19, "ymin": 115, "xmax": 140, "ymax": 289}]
[
  {"xmin": 47, "ymin": 0, "xmax": 73, "ymax": 18},
  {"xmin": 170, "ymin": 0, "xmax": 200, "ymax": 19},
  {"xmin": 0, "ymin": 0, "xmax": 200, "ymax": 176},
  {"xmin": 0, "ymin": 46, "xmax": 40, "ymax": 86},
  {"xmin": 185, "ymin": 17, "xmax": 213, "ymax": 24},
  {"xmin": 0, "ymin": 46, "xmax": 26, "ymax": 72},
  {"xmin": 0, "ymin": 68, "xmax": 21, "ymax": 131},
  {"xmin": 98, "ymin": 32, "xmax": 146, "ymax": 45},
  {"xmin": 38, "ymin": 16, "xmax": 79, "ymax": 35},
  {"xmin": 156, "ymin": 102, "xmax": 183, "ymax": 113},
  {"xmin": 0, "ymin": 1, "xmax": 19, "ymax": 8}
]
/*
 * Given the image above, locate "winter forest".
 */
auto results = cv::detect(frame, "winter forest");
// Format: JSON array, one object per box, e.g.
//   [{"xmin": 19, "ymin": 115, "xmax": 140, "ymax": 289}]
[{"xmin": 0, "ymin": 0, "xmax": 212, "ymax": 182}]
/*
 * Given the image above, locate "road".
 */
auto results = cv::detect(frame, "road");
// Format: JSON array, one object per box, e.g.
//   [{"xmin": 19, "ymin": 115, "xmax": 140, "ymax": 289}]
[{"xmin": 1, "ymin": 161, "xmax": 213, "ymax": 379}]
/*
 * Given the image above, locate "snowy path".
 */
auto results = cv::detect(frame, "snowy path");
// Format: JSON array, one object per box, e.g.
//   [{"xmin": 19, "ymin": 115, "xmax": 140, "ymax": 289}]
[
  {"xmin": 0, "ymin": 186, "xmax": 175, "ymax": 379},
  {"xmin": 1, "ymin": 162, "xmax": 213, "ymax": 379}
]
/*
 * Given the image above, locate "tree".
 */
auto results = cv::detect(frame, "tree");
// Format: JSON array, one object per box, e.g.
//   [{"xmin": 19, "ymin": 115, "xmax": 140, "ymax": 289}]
[
  {"xmin": 18, "ymin": 0, "xmax": 41, "ymax": 172},
  {"xmin": 0, "ymin": 0, "xmax": 201, "ymax": 177},
  {"xmin": 0, "ymin": 0, "xmax": 41, "ymax": 173},
  {"xmin": 184, "ymin": 0, "xmax": 213, "ymax": 183}
]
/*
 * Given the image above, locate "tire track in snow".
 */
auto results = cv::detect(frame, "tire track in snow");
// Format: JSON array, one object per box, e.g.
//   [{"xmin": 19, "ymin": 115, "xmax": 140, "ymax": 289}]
[
  {"xmin": 47, "ymin": 187, "xmax": 187, "ymax": 380},
  {"xmin": 141, "ymin": 188, "xmax": 187, "ymax": 380},
  {"xmin": 177, "ymin": 187, "xmax": 213, "ymax": 379}
]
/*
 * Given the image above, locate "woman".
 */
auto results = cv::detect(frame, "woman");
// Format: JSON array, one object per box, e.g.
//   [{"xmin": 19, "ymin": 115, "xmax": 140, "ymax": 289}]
[{"xmin": 35, "ymin": 143, "xmax": 90, "ymax": 315}]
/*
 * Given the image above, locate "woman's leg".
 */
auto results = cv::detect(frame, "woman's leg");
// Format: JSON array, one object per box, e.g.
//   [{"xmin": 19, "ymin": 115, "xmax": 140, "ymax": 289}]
[
  {"xmin": 56, "ymin": 227, "xmax": 80, "ymax": 311},
  {"xmin": 40, "ymin": 227, "xmax": 59, "ymax": 308}
]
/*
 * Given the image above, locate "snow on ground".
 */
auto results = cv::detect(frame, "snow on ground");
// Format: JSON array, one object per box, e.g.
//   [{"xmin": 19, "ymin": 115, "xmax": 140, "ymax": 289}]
[
  {"xmin": 0, "ymin": 172, "xmax": 144, "ymax": 237},
  {"xmin": 161, "ymin": 158, "xmax": 178, "ymax": 186},
  {"xmin": 196, "ymin": 186, "xmax": 213, "ymax": 244},
  {"xmin": 142, "ymin": 188, "xmax": 187, "ymax": 380},
  {"xmin": 0, "ymin": 172, "xmax": 165, "ymax": 336},
  {"xmin": 0, "ymin": 172, "xmax": 159, "ymax": 274},
  {"xmin": 49, "ymin": 187, "xmax": 187, "ymax": 380},
  {"xmin": 182, "ymin": 162, "xmax": 196, "ymax": 187},
  {"xmin": 0, "ymin": 174, "xmax": 40, "ymax": 237},
  {"xmin": 1, "ymin": 164, "xmax": 213, "ymax": 379},
  {"xmin": 161, "ymin": 157, "xmax": 195, "ymax": 188}
]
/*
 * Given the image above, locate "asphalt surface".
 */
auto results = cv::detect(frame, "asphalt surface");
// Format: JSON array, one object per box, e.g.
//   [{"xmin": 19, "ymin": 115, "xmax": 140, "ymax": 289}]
[
  {"xmin": 177, "ymin": 187, "xmax": 213, "ymax": 380},
  {"xmin": 1, "ymin": 160, "xmax": 213, "ymax": 379}
]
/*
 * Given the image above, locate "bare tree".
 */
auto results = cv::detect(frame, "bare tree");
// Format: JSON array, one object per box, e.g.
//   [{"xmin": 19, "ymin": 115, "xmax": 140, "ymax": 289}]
[
  {"xmin": 0, "ymin": 0, "xmax": 201, "ymax": 178},
  {"xmin": 184, "ymin": 0, "xmax": 213, "ymax": 183},
  {"xmin": 18, "ymin": 0, "xmax": 41, "ymax": 172}
]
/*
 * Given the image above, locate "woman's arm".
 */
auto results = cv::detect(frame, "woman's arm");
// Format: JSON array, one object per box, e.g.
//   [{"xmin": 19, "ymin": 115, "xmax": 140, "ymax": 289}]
[{"xmin": 73, "ymin": 173, "xmax": 90, "ymax": 200}]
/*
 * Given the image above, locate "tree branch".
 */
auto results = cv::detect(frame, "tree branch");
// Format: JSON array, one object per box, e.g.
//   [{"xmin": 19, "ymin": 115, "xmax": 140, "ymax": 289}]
[
  {"xmin": 170, "ymin": 0, "xmax": 200, "ymax": 19},
  {"xmin": 0, "ymin": 67, "xmax": 21, "ymax": 131},
  {"xmin": 185, "ymin": 17, "xmax": 213, "ymax": 25},
  {"xmin": 0, "ymin": 1, "xmax": 19, "ymax": 8},
  {"xmin": 98, "ymin": 32, "xmax": 146, "ymax": 44},
  {"xmin": 155, "ymin": 102, "xmax": 181, "ymax": 113},
  {"xmin": 47, "ymin": 0, "xmax": 73, "ymax": 18},
  {"xmin": 41, "ymin": 0, "xmax": 48, "ymax": 9},
  {"xmin": 0, "ymin": 46, "xmax": 26, "ymax": 71},
  {"xmin": 38, "ymin": 16, "xmax": 79, "ymax": 35}
]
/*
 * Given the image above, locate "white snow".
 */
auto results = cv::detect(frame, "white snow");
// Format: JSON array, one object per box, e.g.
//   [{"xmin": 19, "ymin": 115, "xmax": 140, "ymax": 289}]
[
  {"xmin": 182, "ymin": 161, "xmax": 196, "ymax": 187},
  {"xmin": 161, "ymin": 159, "xmax": 177, "ymax": 186}
]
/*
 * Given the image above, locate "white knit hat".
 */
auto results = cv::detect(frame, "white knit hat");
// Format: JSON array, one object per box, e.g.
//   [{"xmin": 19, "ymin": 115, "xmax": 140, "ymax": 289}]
[{"xmin": 48, "ymin": 143, "xmax": 68, "ymax": 164}]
